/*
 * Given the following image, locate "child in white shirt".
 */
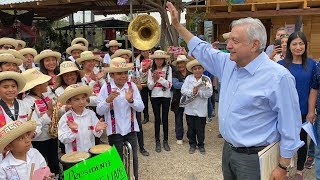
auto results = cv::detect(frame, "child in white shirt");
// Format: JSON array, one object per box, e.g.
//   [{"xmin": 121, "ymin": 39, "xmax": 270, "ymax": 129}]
[
  {"xmin": 0, "ymin": 120, "xmax": 53, "ymax": 180},
  {"xmin": 181, "ymin": 59, "xmax": 213, "ymax": 155},
  {"xmin": 97, "ymin": 57, "xmax": 144, "ymax": 180},
  {"xmin": 58, "ymin": 84, "xmax": 107, "ymax": 153}
]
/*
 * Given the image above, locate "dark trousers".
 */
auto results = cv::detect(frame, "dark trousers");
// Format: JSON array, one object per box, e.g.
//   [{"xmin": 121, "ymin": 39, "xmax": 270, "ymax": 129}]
[
  {"xmin": 141, "ymin": 87, "xmax": 151, "ymax": 119},
  {"xmin": 151, "ymin": 97, "xmax": 171, "ymax": 142},
  {"xmin": 222, "ymin": 142, "xmax": 260, "ymax": 180},
  {"xmin": 108, "ymin": 132, "xmax": 139, "ymax": 180},
  {"xmin": 136, "ymin": 112, "xmax": 145, "ymax": 149},
  {"xmin": 174, "ymin": 107, "xmax": 184, "ymax": 140},
  {"xmin": 32, "ymin": 138, "xmax": 60, "ymax": 174},
  {"xmin": 186, "ymin": 115, "xmax": 206, "ymax": 148},
  {"xmin": 297, "ymin": 114, "xmax": 308, "ymax": 171}
]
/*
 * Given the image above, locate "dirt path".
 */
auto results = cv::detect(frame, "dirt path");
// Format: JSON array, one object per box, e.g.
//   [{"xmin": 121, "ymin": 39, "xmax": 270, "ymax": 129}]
[{"xmin": 137, "ymin": 104, "xmax": 315, "ymax": 180}]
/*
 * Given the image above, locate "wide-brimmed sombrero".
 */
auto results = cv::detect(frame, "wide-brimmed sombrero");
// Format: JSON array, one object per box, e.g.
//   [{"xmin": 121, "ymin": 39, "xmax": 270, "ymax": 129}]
[
  {"xmin": 58, "ymin": 84, "xmax": 93, "ymax": 104},
  {"xmin": 0, "ymin": 120, "xmax": 36, "ymax": 152},
  {"xmin": 55, "ymin": 61, "xmax": 81, "ymax": 84},
  {"xmin": 110, "ymin": 49, "xmax": 132, "ymax": 59},
  {"xmin": 16, "ymin": 40, "xmax": 26, "ymax": 48},
  {"xmin": 186, "ymin": 59, "xmax": 203, "ymax": 72},
  {"xmin": 105, "ymin": 40, "xmax": 122, "ymax": 48},
  {"xmin": 0, "ymin": 49, "xmax": 26, "ymax": 62},
  {"xmin": 34, "ymin": 49, "xmax": 61, "ymax": 64},
  {"xmin": 66, "ymin": 44, "xmax": 88, "ymax": 55},
  {"xmin": 19, "ymin": 48, "xmax": 38, "ymax": 58},
  {"xmin": 104, "ymin": 57, "xmax": 133, "ymax": 73},
  {"xmin": 0, "ymin": 53, "xmax": 23, "ymax": 66},
  {"xmin": 0, "ymin": 38, "xmax": 18, "ymax": 49},
  {"xmin": 172, "ymin": 55, "xmax": 189, "ymax": 66},
  {"xmin": 0, "ymin": 71, "xmax": 26, "ymax": 92},
  {"xmin": 150, "ymin": 50, "xmax": 170, "ymax": 60},
  {"xmin": 71, "ymin": 37, "xmax": 89, "ymax": 48},
  {"xmin": 76, "ymin": 51, "xmax": 102, "ymax": 64},
  {"xmin": 20, "ymin": 68, "xmax": 51, "ymax": 92}
]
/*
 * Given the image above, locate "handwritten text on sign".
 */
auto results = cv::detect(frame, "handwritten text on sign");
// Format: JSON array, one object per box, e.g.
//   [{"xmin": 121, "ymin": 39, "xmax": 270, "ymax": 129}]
[{"xmin": 64, "ymin": 146, "xmax": 128, "ymax": 180}]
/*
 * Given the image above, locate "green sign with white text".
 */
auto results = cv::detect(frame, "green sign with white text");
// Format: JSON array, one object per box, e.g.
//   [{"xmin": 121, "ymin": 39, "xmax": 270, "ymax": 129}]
[{"xmin": 64, "ymin": 146, "xmax": 128, "ymax": 180}]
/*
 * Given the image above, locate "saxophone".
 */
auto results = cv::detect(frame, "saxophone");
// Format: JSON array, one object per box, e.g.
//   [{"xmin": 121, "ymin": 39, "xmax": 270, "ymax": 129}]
[
  {"xmin": 48, "ymin": 91, "xmax": 60, "ymax": 138},
  {"xmin": 180, "ymin": 76, "xmax": 210, "ymax": 107}
]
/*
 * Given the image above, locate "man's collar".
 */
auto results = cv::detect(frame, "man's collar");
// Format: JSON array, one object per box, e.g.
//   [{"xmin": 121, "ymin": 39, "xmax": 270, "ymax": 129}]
[{"xmin": 242, "ymin": 52, "xmax": 266, "ymax": 75}]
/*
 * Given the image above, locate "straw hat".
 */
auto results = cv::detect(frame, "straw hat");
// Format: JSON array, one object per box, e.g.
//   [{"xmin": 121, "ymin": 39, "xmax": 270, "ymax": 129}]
[
  {"xmin": 71, "ymin": 37, "xmax": 89, "ymax": 47},
  {"xmin": 0, "ymin": 49, "xmax": 26, "ymax": 62},
  {"xmin": 172, "ymin": 55, "xmax": 189, "ymax": 66},
  {"xmin": 16, "ymin": 40, "xmax": 26, "ymax": 48},
  {"xmin": 150, "ymin": 50, "xmax": 170, "ymax": 60},
  {"xmin": 222, "ymin": 32, "xmax": 231, "ymax": 40},
  {"xmin": 105, "ymin": 40, "xmax": 122, "ymax": 48},
  {"xmin": 0, "ymin": 120, "xmax": 36, "ymax": 152},
  {"xmin": 186, "ymin": 59, "xmax": 203, "ymax": 72},
  {"xmin": 34, "ymin": 49, "xmax": 61, "ymax": 64},
  {"xmin": 0, "ymin": 38, "xmax": 18, "ymax": 49},
  {"xmin": 66, "ymin": 44, "xmax": 88, "ymax": 55},
  {"xmin": 0, "ymin": 53, "xmax": 23, "ymax": 66},
  {"xmin": 0, "ymin": 71, "xmax": 26, "ymax": 92},
  {"xmin": 56, "ymin": 61, "xmax": 80, "ymax": 77},
  {"xmin": 110, "ymin": 49, "xmax": 132, "ymax": 59},
  {"xmin": 58, "ymin": 84, "xmax": 93, "ymax": 104},
  {"xmin": 19, "ymin": 48, "xmax": 37, "ymax": 57},
  {"xmin": 104, "ymin": 57, "xmax": 133, "ymax": 73},
  {"xmin": 20, "ymin": 68, "xmax": 51, "ymax": 93},
  {"xmin": 76, "ymin": 51, "xmax": 102, "ymax": 64}
]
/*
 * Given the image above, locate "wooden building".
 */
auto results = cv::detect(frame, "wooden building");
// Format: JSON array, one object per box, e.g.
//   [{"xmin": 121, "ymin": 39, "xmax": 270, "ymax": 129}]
[{"xmin": 186, "ymin": 0, "xmax": 320, "ymax": 59}]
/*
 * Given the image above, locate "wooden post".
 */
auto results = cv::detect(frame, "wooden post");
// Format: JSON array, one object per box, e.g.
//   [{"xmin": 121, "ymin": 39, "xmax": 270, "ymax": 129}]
[{"xmin": 295, "ymin": 16, "xmax": 302, "ymax": 32}]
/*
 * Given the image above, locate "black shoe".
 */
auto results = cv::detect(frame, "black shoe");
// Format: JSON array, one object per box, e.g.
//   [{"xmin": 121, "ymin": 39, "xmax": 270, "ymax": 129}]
[
  {"xmin": 217, "ymin": 133, "xmax": 223, "ymax": 138},
  {"xmin": 163, "ymin": 141, "xmax": 171, "ymax": 151},
  {"xmin": 155, "ymin": 141, "xmax": 161, "ymax": 153},
  {"xmin": 189, "ymin": 146, "xmax": 196, "ymax": 154},
  {"xmin": 141, "ymin": 117, "xmax": 149, "ymax": 124},
  {"xmin": 199, "ymin": 147, "xmax": 206, "ymax": 155},
  {"xmin": 139, "ymin": 148, "xmax": 150, "ymax": 156}
]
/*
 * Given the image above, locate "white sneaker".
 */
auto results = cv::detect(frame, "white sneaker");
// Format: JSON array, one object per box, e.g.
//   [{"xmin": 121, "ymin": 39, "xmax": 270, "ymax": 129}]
[{"xmin": 176, "ymin": 140, "xmax": 183, "ymax": 145}]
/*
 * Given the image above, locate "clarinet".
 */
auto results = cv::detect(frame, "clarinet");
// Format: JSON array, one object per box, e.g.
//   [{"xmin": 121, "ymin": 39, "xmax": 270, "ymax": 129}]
[{"xmin": 27, "ymin": 103, "xmax": 36, "ymax": 121}]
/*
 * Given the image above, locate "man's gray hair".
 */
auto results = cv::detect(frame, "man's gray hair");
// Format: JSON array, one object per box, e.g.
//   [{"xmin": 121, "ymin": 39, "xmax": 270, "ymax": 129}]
[{"xmin": 231, "ymin": 17, "xmax": 267, "ymax": 53}]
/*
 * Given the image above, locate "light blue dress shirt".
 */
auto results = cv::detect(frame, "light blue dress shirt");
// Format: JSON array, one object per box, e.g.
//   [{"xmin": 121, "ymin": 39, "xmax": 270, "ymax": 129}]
[{"xmin": 188, "ymin": 37, "xmax": 304, "ymax": 158}]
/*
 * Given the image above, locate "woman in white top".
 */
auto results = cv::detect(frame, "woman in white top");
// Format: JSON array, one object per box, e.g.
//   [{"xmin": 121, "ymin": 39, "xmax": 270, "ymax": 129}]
[
  {"xmin": 76, "ymin": 51, "xmax": 105, "ymax": 107},
  {"xmin": 147, "ymin": 50, "xmax": 172, "ymax": 153}
]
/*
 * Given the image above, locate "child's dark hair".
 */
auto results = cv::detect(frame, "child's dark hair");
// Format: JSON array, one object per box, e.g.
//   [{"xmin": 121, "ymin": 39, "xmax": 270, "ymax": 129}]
[{"xmin": 151, "ymin": 58, "xmax": 166, "ymax": 72}]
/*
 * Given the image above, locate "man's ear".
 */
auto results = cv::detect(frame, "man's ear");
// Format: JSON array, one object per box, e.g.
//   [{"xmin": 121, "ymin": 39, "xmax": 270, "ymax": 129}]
[{"xmin": 251, "ymin": 40, "xmax": 260, "ymax": 53}]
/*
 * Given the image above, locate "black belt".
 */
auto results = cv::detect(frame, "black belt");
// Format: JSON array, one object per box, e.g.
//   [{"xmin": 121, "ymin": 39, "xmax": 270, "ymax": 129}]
[{"xmin": 228, "ymin": 142, "xmax": 267, "ymax": 154}]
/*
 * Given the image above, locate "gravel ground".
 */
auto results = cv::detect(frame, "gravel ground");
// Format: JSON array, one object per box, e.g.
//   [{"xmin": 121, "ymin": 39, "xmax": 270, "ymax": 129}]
[{"xmin": 136, "ymin": 103, "xmax": 316, "ymax": 180}]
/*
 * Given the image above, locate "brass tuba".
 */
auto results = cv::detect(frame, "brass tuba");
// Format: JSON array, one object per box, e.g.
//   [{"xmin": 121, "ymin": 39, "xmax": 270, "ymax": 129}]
[{"xmin": 128, "ymin": 14, "xmax": 160, "ymax": 50}]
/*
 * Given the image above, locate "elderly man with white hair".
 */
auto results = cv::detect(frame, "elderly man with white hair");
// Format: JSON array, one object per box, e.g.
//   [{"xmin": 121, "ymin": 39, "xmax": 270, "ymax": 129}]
[{"xmin": 167, "ymin": 2, "xmax": 303, "ymax": 180}]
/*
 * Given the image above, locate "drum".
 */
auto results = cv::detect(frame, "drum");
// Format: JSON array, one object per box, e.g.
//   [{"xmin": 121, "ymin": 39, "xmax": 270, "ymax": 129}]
[
  {"xmin": 89, "ymin": 144, "xmax": 112, "ymax": 156},
  {"xmin": 60, "ymin": 151, "xmax": 91, "ymax": 171}
]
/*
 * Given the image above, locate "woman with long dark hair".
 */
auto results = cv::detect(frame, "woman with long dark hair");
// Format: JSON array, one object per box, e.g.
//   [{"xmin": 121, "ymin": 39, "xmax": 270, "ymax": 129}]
[
  {"xmin": 148, "ymin": 50, "xmax": 172, "ymax": 153},
  {"xmin": 278, "ymin": 31, "xmax": 316, "ymax": 179}
]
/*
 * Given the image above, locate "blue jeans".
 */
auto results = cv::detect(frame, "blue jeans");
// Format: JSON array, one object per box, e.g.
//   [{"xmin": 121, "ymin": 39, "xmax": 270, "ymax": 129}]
[
  {"xmin": 208, "ymin": 97, "xmax": 213, "ymax": 118},
  {"xmin": 315, "ymin": 115, "xmax": 320, "ymax": 179}
]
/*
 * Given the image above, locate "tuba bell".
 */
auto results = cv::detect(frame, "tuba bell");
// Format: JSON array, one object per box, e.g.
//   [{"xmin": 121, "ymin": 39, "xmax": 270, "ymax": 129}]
[{"xmin": 128, "ymin": 14, "xmax": 160, "ymax": 50}]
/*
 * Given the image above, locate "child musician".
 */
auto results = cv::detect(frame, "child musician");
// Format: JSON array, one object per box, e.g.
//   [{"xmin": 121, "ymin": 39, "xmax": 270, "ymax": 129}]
[
  {"xmin": 97, "ymin": 57, "xmax": 144, "ymax": 180},
  {"xmin": 0, "ymin": 120, "xmax": 54, "ymax": 180},
  {"xmin": 181, "ymin": 59, "xmax": 213, "ymax": 155},
  {"xmin": 58, "ymin": 84, "xmax": 107, "ymax": 153},
  {"xmin": 21, "ymin": 68, "xmax": 60, "ymax": 176}
]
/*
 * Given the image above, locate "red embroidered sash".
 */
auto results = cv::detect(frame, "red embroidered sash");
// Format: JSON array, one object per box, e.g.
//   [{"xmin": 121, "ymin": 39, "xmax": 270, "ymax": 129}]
[
  {"xmin": 0, "ymin": 107, "xmax": 6, "ymax": 128},
  {"xmin": 107, "ymin": 82, "xmax": 134, "ymax": 134},
  {"xmin": 66, "ymin": 113, "xmax": 78, "ymax": 152}
]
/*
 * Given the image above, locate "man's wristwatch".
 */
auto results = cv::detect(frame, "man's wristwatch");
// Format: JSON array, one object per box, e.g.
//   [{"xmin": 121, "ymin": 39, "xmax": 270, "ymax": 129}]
[{"xmin": 278, "ymin": 163, "xmax": 292, "ymax": 172}]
